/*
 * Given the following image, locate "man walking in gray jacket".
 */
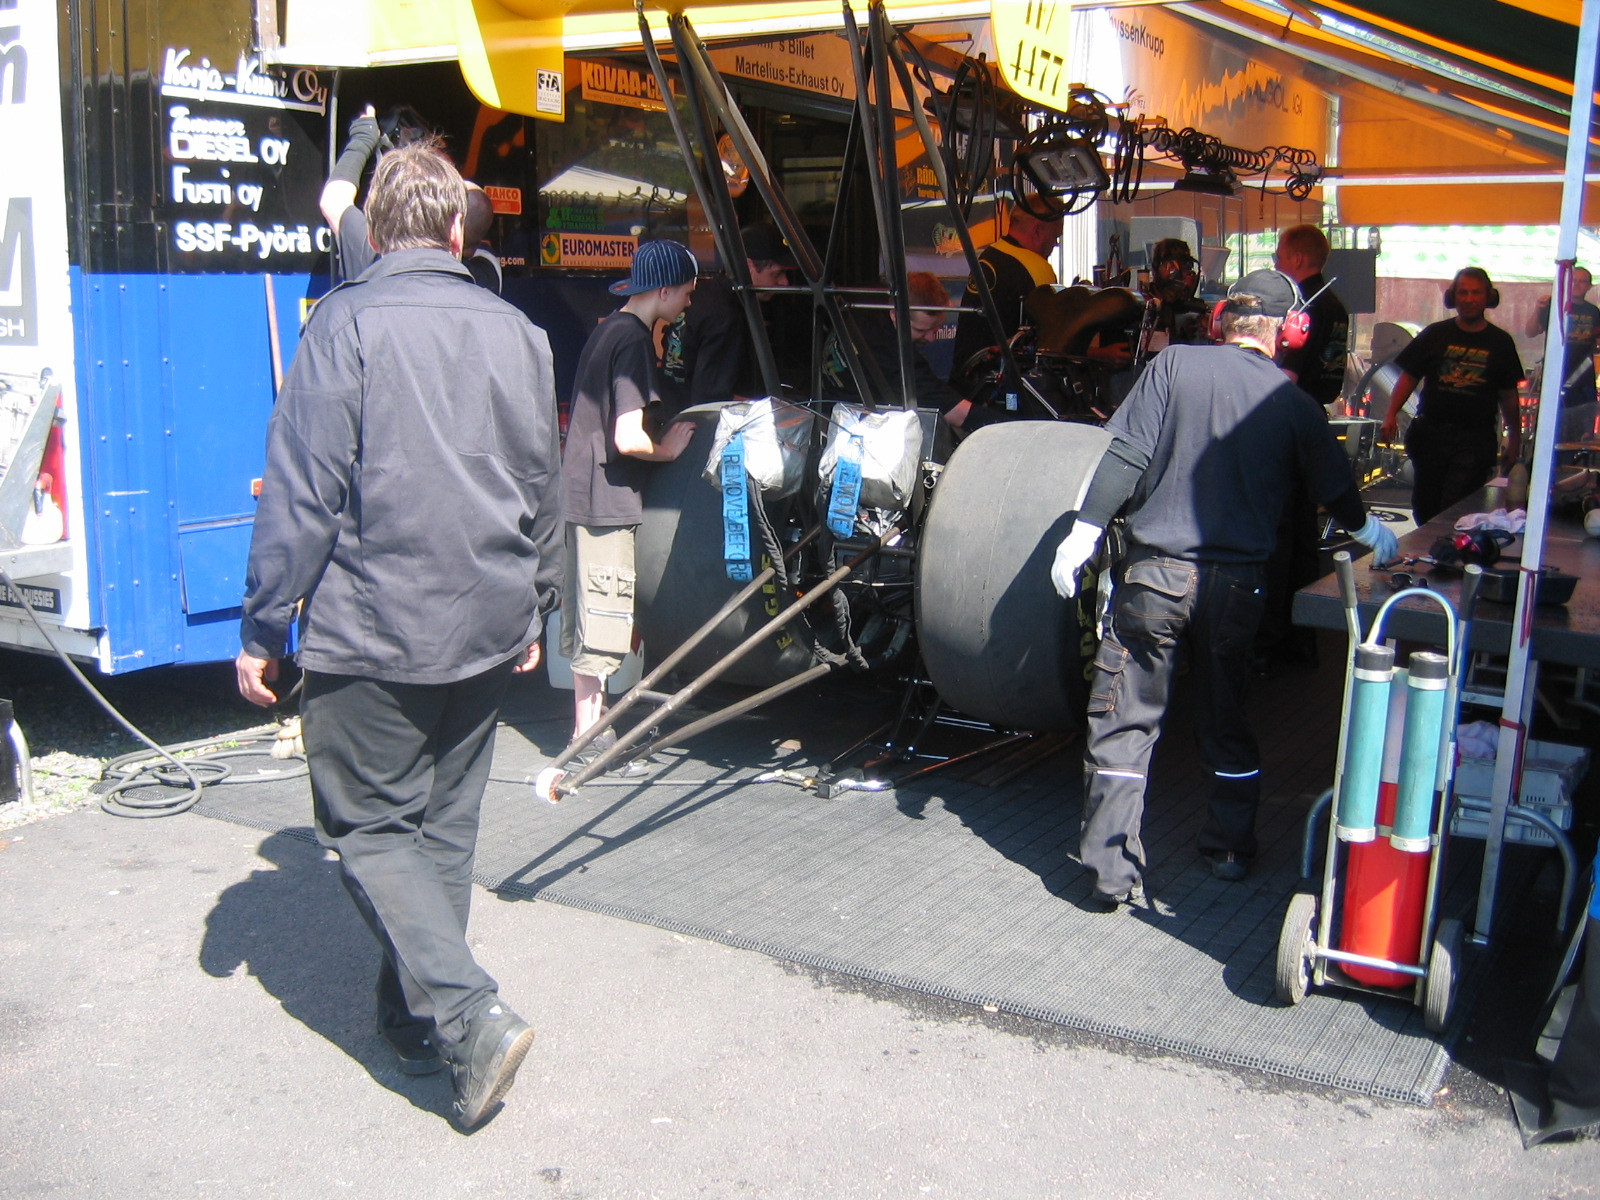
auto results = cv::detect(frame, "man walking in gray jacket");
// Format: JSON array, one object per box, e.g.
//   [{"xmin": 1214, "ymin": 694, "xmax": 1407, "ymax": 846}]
[{"xmin": 236, "ymin": 141, "xmax": 562, "ymax": 1130}]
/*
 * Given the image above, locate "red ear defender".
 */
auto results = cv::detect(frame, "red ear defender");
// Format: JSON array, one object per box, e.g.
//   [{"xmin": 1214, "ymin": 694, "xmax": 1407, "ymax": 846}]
[
  {"xmin": 1280, "ymin": 309, "xmax": 1312, "ymax": 351},
  {"xmin": 1208, "ymin": 298, "xmax": 1228, "ymax": 343}
]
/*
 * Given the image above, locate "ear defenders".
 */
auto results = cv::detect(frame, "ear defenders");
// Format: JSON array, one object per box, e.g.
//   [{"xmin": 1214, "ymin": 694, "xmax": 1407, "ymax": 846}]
[
  {"xmin": 1208, "ymin": 270, "xmax": 1312, "ymax": 351},
  {"xmin": 1443, "ymin": 269, "xmax": 1501, "ymax": 309}
]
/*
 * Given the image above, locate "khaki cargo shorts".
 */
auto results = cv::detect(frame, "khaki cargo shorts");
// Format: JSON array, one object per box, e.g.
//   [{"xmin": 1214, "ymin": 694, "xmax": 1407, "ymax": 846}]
[{"xmin": 560, "ymin": 523, "xmax": 636, "ymax": 679}]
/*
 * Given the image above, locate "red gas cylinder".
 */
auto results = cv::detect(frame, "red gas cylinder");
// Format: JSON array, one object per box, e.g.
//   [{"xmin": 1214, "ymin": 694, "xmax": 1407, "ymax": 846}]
[{"xmin": 1338, "ymin": 672, "xmax": 1432, "ymax": 988}]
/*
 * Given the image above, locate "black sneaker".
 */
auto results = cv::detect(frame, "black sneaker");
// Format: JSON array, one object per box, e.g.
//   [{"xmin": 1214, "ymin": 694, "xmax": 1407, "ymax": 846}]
[
  {"xmin": 449, "ymin": 998, "xmax": 535, "ymax": 1130},
  {"xmin": 569, "ymin": 728, "xmax": 618, "ymax": 770},
  {"xmin": 377, "ymin": 1020, "xmax": 444, "ymax": 1076},
  {"xmin": 1209, "ymin": 851, "xmax": 1249, "ymax": 882}
]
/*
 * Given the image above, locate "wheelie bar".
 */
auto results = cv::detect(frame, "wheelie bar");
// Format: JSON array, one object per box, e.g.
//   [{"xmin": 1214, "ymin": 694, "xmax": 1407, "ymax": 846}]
[{"xmin": 537, "ymin": 526, "xmax": 892, "ymax": 801}]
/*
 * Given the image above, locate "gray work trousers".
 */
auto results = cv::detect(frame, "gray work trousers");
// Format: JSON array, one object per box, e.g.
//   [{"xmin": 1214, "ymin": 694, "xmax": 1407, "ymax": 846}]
[
  {"xmin": 1080, "ymin": 549, "xmax": 1267, "ymax": 897},
  {"xmin": 303, "ymin": 661, "xmax": 514, "ymax": 1051}
]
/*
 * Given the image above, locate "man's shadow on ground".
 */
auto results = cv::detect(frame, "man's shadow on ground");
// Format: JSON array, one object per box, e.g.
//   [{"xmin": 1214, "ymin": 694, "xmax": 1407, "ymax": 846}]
[{"xmin": 197, "ymin": 828, "xmax": 454, "ymax": 1120}]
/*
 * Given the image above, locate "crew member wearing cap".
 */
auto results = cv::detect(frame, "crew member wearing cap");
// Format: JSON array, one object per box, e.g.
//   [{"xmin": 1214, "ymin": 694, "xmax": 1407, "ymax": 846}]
[
  {"xmin": 1379, "ymin": 266, "xmax": 1524, "ymax": 525},
  {"xmin": 1050, "ymin": 269, "xmax": 1397, "ymax": 910},
  {"xmin": 660, "ymin": 224, "xmax": 795, "ymax": 417},
  {"xmin": 563, "ymin": 240, "xmax": 698, "ymax": 746}
]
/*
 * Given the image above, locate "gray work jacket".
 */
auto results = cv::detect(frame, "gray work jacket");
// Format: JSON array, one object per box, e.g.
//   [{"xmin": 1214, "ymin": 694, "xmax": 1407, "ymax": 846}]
[{"xmin": 240, "ymin": 248, "xmax": 562, "ymax": 684}]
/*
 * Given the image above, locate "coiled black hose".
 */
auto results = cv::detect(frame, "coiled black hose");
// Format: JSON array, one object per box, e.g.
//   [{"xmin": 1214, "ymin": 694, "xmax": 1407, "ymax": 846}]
[{"xmin": 0, "ymin": 563, "xmax": 304, "ymax": 818}]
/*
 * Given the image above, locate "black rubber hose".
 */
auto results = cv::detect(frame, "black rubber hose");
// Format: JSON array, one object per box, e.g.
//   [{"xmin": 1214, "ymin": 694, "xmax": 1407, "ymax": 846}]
[{"xmin": 0, "ymin": 564, "xmax": 304, "ymax": 818}]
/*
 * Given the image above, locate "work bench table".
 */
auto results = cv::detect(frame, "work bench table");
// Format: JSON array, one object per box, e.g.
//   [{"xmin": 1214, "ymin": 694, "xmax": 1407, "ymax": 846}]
[{"xmin": 1293, "ymin": 488, "xmax": 1600, "ymax": 668}]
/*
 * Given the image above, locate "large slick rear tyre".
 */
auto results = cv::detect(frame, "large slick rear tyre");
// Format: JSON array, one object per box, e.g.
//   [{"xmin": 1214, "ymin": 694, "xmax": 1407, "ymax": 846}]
[
  {"xmin": 635, "ymin": 405, "xmax": 815, "ymax": 690},
  {"xmin": 914, "ymin": 420, "xmax": 1111, "ymax": 731}
]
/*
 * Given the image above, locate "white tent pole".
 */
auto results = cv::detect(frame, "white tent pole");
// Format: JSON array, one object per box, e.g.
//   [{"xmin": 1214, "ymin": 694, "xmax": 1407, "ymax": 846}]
[{"xmin": 1473, "ymin": 4, "xmax": 1600, "ymax": 945}]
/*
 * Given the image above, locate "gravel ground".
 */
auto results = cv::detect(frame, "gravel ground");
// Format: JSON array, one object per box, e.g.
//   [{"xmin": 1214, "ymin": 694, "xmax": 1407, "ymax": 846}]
[{"xmin": 0, "ymin": 647, "xmax": 293, "ymax": 830}]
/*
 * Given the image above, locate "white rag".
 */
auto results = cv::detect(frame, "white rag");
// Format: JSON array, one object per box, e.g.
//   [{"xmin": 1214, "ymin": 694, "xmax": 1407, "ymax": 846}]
[
  {"xmin": 1454, "ymin": 507, "xmax": 1526, "ymax": 534},
  {"xmin": 1456, "ymin": 720, "xmax": 1499, "ymax": 760}
]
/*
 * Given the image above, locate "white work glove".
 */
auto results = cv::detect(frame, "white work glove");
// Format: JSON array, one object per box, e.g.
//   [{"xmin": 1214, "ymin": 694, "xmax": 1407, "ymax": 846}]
[
  {"xmin": 1051, "ymin": 520, "xmax": 1105, "ymax": 599},
  {"xmin": 1350, "ymin": 513, "xmax": 1399, "ymax": 567}
]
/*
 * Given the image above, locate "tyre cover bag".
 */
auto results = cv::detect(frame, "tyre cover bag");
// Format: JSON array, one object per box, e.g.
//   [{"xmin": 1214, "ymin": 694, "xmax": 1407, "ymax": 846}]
[
  {"xmin": 818, "ymin": 405, "xmax": 922, "ymax": 512},
  {"xmin": 915, "ymin": 420, "xmax": 1111, "ymax": 731},
  {"xmin": 638, "ymin": 405, "xmax": 815, "ymax": 689},
  {"xmin": 701, "ymin": 397, "xmax": 815, "ymax": 500}
]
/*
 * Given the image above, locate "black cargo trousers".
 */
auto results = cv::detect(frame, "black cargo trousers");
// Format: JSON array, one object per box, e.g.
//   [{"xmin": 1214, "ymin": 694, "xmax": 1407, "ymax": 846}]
[
  {"xmin": 302, "ymin": 659, "xmax": 515, "ymax": 1055},
  {"xmin": 1079, "ymin": 547, "xmax": 1268, "ymax": 898}
]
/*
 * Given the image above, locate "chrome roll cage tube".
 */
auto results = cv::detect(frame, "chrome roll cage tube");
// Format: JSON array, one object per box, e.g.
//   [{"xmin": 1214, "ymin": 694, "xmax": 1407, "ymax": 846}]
[{"xmin": 633, "ymin": 0, "xmax": 1059, "ymax": 417}]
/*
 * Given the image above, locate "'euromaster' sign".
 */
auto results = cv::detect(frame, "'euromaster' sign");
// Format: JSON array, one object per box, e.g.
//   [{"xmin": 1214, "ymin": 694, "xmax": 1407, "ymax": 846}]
[{"xmin": 539, "ymin": 233, "xmax": 637, "ymax": 270}]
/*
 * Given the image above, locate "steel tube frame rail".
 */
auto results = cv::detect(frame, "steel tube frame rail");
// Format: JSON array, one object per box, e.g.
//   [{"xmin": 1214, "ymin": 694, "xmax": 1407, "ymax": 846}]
[
  {"xmin": 634, "ymin": 4, "xmax": 781, "ymax": 397},
  {"xmin": 1476, "ymin": 4, "xmax": 1600, "ymax": 945},
  {"xmin": 542, "ymin": 526, "xmax": 821, "ymax": 782},
  {"xmin": 551, "ymin": 530, "xmax": 894, "ymax": 796},
  {"xmin": 638, "ymin": 5, "xmax": 892, "ymax": 412},
  {"xmin": 866, "ymin": 1, "xmax": 1060, "ymax": 417}
]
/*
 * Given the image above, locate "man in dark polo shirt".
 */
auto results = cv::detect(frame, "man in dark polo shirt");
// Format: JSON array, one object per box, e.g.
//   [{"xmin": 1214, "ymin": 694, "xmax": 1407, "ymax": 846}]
[
  {"xmin": 1051, "ymin": 270, "xmax": 1397, "ymax": 908},
  {"xmin": 948, "ymin": 208, "xmax": 1062, "ymax": 386}
]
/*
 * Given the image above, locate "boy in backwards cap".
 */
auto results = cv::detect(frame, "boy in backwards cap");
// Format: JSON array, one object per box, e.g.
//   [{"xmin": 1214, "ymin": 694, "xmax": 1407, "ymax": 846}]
[{"xmin": 562, "ymin": 240, "xmax": 699, "ymax": 748}]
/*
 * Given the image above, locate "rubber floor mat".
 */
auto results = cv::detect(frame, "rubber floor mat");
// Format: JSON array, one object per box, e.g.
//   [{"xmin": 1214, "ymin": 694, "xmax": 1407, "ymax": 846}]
[{"xmin": 194, "ymin": 656, "xmax": 1485, "ymax": 1105}]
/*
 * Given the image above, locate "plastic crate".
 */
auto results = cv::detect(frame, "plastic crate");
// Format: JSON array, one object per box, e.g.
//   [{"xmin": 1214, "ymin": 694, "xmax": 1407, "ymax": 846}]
[{"xmin": 1450, "ymin": 741, "xmax": 1587, "ymax": 847}]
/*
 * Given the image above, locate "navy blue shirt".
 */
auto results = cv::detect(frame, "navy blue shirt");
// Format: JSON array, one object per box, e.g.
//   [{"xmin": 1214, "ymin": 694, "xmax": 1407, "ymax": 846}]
[{"xmin": 1107, "ymin": 343, "xmax": 1355, "ymax": 562}]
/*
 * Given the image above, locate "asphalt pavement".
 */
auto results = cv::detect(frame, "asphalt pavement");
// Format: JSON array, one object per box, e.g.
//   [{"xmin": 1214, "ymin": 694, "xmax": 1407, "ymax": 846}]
[{"xmin": 1, "ymin": 799, "xmax": 1596, "ymax": 1199}]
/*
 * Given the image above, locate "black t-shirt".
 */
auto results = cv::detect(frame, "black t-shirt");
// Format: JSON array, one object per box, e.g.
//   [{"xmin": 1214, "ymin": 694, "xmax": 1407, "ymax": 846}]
[
  {"xmin": 1107, "ymin": 343, "xmax": 1355, "ymax": 562},
  {"xmin": 563, "ymin": 311, "xmax": 658, "ymax": 527},
  {"xmin": 1537, "ymin": 297, "xmax": 1599, "ymax": 406},
  {"xmin": 335, "ymin": 207, "xmax": 378, "ymax": 283},
  {"xmin": 1394, "ymin": 318, "xmax": 1524, "ymax": 430},
  {"xmin": 948, "ymin": 236, "xmax": 1056, "ymax": 383},
  {"xmin": 660, "ymin": 274, "xmax": 760, "ymax": 417},
  {"xmin": 1279, "ymin": 273, "xmax": 1349, "ymax": 407}
]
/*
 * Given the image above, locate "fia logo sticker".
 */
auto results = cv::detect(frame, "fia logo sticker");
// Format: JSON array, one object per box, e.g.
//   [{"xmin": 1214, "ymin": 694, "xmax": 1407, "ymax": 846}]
[{"xmin": 536, "ymin": 69, "xmax": 563, "ymax": 116}]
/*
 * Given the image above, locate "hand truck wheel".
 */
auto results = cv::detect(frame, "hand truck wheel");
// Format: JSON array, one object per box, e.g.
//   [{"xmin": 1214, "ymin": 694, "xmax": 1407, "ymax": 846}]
[
  {"xmin": 1423, "ymin": 917, "xmax": 1463, "ymax": 1033},
  {"xmin": 1275, "ymin": 891, "xmax": 1319, "ymax": 1006}
]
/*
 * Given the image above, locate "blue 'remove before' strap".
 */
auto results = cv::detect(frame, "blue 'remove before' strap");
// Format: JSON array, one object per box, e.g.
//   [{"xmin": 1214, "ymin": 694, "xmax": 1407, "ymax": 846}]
[
  {"xmin": 827, "ymin": 434, "xmax": 863, "ymax": 538},
  {"xmin": 721, "ymin": 431, "xmax": 753, "ymax": 582}
]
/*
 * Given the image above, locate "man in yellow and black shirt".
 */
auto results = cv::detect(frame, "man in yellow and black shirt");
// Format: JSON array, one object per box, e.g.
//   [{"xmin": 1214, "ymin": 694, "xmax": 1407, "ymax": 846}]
[{"xmin": 948, "ymin": 208, "xmax": 1062, "ymax": 387}]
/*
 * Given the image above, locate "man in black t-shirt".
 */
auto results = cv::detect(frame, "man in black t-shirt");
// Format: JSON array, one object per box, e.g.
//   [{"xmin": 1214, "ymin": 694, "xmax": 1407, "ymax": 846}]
[
  {"xmin": 562, "ymin": 240, "xmax": 697, "ymax": 744},
  {"xmin": 1050, "ymin": 270, "xmax": 1397, "ymax": 908},
  {"xmin": 1380, "ymin": 267, "xmax": 1524, "ymax": 524},
  {"xmin": 1258, "ymin": 226, "xmax": 1350, "ymax": 672},
  {"xmin": 1274, "ymin": 225, "xmax": 1349, "ymax": 407}
]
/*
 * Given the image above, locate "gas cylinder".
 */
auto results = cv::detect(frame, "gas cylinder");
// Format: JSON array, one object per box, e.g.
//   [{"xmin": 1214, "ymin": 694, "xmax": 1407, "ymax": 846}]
[{"xmin": 1338, "ymin": 666, "xmax": 1433, "ymax": 988}]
